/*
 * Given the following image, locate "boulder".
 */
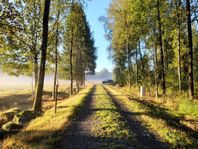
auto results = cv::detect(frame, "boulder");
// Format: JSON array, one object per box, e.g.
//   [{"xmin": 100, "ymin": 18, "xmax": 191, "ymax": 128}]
[
  {"xmin": 13, "ymin": 110, "xmax": 40, "ymax": 125},
  {"xmin": 0, "ymin": 108, "xmax": 21, "ymax": 127},
  {"xmin": 2, "ymin": 122, "xmax": 23, "ymax": 132}
]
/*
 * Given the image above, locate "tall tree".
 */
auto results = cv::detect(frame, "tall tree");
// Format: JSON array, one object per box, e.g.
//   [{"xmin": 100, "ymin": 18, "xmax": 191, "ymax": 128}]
[
  {"xmin": 33, "ymin": 0, "xmax": 51, "ymax": 111},
  {"xmin": 176, "ymin": 0, "xmax": 182, "ymax": 91},
  {"xmin": 61, "ymin": 2, "xmax": 96, "ymax": 93},
  {"xmin": 52, "ymin": 10, "xmax": 60, "ymax": 100},
  {"xmin": 157, "ymin": 0, "xmax": 166, "ymax": 95},
  {"xmin": 186, "ymin": 0, "xmax": 194, "ymax": 99}
]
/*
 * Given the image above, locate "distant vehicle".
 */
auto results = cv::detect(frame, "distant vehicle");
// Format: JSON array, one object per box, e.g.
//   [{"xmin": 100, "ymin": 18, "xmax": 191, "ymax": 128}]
[{"xmin": 102, "ymin": 80, "xmax": 114, "ymax": 84}]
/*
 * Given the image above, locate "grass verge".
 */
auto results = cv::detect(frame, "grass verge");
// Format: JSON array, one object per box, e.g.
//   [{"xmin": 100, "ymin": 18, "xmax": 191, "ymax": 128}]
[
  {"xmin": 116, "ymin": 85, "xmax": 198, "ymax": 119},
  {"xmin": 2, "ymin": 85, "xmax": 94, "ymax": 149},
  {"xmin": 105, "ymin": 85, "xmax": 198, "ymax": 148}
]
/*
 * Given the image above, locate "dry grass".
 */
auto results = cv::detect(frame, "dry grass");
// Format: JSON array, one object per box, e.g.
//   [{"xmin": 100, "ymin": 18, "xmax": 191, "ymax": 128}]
[
  {"xmin": 0, "ymin": 84, "xmax": 70, "ymax": 112},
  {"xmin": 2, "ymin": 85, "xmax": 93, "ymax": 149}
]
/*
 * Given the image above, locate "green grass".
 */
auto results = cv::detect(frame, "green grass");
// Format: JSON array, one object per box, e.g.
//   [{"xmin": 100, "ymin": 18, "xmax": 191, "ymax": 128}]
[
  {"xmin": 2, "ymin": 85, "xmax": 94, "ymax": 149},
  {"xmin": 178, "ymin": 99, "xmax": 198, "ymax": 118},
  {"xmin": 91, "ymin": 85, "xmax": 134, "ymax": 147},
  {"xmin": 117, "ymin": 85, "xmax": 198, "ymax": 119},
  {"xmin": 105, "ymin": 85, "xmax": 198, "ymax": 148}
]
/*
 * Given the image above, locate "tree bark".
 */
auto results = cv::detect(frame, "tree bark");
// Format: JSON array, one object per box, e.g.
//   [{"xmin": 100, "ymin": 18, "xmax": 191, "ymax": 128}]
[
  {"xmin": 70, "ymin": 0, "xmax": 74, "ymax": 95},
  {"xmin": 186, "ymin": 0, "xmax": 194, "ymax": 99},
  {"xmin": 54, "ymin": 84, "xmax": 59, "ymax": 113},
  {"xmin": 135, "ymin": 48, "xmax": 138, "ymax": 85},
  {"xmin": 34, "ymin": 53, "xmax": 38, "ymax": 89},
  {"xmin": 157, "ymin": 0, "xmax": 166, "ymax": 95},
  {"xmin": 127, "ymin": 40, "xmax": 131, "ymax": 88},
  {"xmin": 70, "ymin": 31, "xmax": 74, "ymax": 95},
  {"xmin": 154, "ymin": 41, "xmax": 159, "ymax": 99},
  {"xmin": 176, "ymin": 0, "xmax": 182, "ymax": 91},
  {"xmin": 33, "ymin": 0, "xmax": 51, "ymax": 112},
  {"xmin": 31, "ymin": 0, "xmax": 39, "ymax": 101},
  {"xmin": 52, "ymin": 10, "xmax": 60, "ymax": 100}
]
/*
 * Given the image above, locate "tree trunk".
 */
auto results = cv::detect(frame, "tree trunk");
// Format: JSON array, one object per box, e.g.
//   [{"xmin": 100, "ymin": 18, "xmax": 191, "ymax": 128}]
[
  {"xmin": 176, "ymin": 0, "xmax": 182, "ymax": 91},
  {"xmin": 34, "ymin": 53, "xmax": 38, "ymax": 89},
  {"xmin": 70, "ymin": 33, "xmax": 73, "ymax": 95},
  {"xmin": 52, "ymin": 10, "xmax": 60, "ymax": 100},
  {"xmin": 54, "ymin": 84, "xmax": 59, "ymax": 113},
  {"xmin": 33, "ymin": 0, "xmax": 39, "ymax": 91},
  {"xmin": 135, "ymin": 48, "xmax": 138, "ymax": 85},
  {"xmin": 186, "ymin": 0, "xmax": 194, "ymax": 99},
  {"xmin": 33, "ymin": 0, "xmax": 51, "ymax": 112},
  {"xmin": 70, "ymin": 0, "xmax": 74, "ymax": 95},
  {"xmin": 76, "ymin": 80, "xmax": 79, "ymax": 94},
  {"xmin": 82, "ymin": 66, "xmax": 85, "ymax": 87},
  {"xmin": 157, "ymin": 0, "xmax": 166, "ymax": 95},
  {"xmin": 154, "ymin": 41, "xmax": 159, "ymax": 99},
  {"xmin": 32, "ymin": 1, "xmax": 39, "ymax": 101},
  {"xmin": 127, "ymin": 39, "xmax": 131, "ymax": 88}
]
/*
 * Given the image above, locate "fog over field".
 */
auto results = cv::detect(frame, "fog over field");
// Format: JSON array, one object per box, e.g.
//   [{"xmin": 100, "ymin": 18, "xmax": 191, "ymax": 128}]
[{"xmin": 0, "ymin": 69, "xmax": 112, "ymax": 89}]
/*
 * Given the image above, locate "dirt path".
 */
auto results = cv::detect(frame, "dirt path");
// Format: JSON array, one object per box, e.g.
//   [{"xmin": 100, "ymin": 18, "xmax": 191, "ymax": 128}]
[
  {"xmin": 54, "ymin": 87, "xmax": 104, "ymax": 148},
  {"xmin": 54, "ymin": 86, "xmax": 134, "ymax": 148},
  {"xmin": 54, "ymin": 85, "xmax": 168, "ymax": 149},
  {"xmin": 104, "ymin": 86, "xmax": 169, "ymax": 149}
]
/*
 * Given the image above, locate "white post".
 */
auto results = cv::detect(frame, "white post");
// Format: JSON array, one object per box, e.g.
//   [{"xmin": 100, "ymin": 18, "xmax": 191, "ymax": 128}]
[{"xmin": 140, "ymin": 86, "xmax": 145, "ymax": 98}]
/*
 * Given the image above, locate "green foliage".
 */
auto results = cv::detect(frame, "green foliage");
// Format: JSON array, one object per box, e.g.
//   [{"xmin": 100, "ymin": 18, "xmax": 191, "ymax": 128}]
[
  {"xmin": 60, "ymin": 2, "xmax": 97, "ymax": 82},
  {"xmin": 178, "ymin": 100, "xmax": 198, "ymax": 118},
  {"xmin": 104, "ymin": 0, "xmax": 198, "ymax": 95},
  {"xmin": 0, "ymin": 1, "xmax": 42, "ymax": 77}
]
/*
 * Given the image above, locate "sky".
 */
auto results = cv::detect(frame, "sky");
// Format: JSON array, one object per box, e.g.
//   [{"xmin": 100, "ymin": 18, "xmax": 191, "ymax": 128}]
[{"xmin": 85, "ymin": 0, "xmax": 113, "ymax": 72}]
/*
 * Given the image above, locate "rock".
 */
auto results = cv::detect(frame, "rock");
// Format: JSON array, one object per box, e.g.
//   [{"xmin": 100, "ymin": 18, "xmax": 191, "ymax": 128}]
[
  {"xmin": 13, "ymin": 110, "xmax": 40, "ymax": 125},
  {"xmin": 2, "ymin": 122, "xmax": 23, "ymax": 132},
  {"xmin": 0, "ymin": 108, "xmax": 21, "ymax": 127}
]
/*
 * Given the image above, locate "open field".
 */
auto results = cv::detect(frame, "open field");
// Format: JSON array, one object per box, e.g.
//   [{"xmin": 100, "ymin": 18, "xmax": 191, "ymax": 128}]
[{"xmin": 0, "ymin": 81, "xmax": 70, "ymax": 112}]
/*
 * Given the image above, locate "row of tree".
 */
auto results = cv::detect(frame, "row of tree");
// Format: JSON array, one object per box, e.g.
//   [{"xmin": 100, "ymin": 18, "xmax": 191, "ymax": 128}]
[
  {"xmin": 0, "ymin": 0, "xmax": 97, "ymax": 111},
  {"xmin": 104, "ymin": 0, "xmax": 198, "ymax": 99}
]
